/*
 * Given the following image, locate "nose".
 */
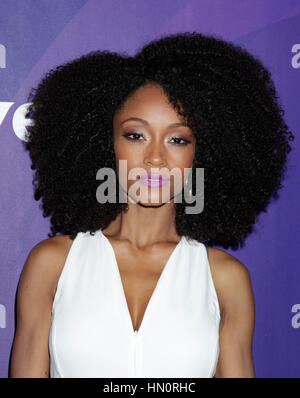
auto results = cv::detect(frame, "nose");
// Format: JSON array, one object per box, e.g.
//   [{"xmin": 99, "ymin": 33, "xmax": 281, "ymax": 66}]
[{"xmin": 143, "ymin": 138, "xmax": 166, "ymax": 168}]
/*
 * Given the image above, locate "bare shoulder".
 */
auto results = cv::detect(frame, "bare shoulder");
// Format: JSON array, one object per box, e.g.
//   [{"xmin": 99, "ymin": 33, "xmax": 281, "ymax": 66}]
[
  {"xmin": 10, "ymin": 234, "xmax": 74, "ymax": 377},
  {"xmin": 207, "ymin": 247, "xmax": 254, "ymax": 321},
  {"xmin": 23, "ymin": 234, "xmax": 74, "ymax": 301}
]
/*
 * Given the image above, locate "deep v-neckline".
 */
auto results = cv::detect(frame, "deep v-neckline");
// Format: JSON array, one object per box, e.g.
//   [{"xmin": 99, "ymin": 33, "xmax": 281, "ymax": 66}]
[{"xmin": 99, "ymin": 229, "xmax": 184, "ymax": 336}]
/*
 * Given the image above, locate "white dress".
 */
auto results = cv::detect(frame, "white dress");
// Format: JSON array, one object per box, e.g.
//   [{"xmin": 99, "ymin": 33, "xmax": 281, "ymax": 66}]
[{"xmin": 49, "ymin": 229, "xmax": 221, "ymax": 378}]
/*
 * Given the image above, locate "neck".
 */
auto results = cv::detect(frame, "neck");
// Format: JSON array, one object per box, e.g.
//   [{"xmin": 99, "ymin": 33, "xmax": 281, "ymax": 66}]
[{"xmin": 101, "ymin": 201, "xmax": 181, "ymax": 248}]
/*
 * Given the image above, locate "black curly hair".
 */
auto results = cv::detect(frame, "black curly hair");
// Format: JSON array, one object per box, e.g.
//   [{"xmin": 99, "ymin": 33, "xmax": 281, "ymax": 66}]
[{"xmin": 24, "ymin": 31, "xmax": 295, "ymax": 250}]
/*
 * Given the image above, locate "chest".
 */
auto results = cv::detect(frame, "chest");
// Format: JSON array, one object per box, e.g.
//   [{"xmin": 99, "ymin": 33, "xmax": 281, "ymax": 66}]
[{"xmin": 110, "ymin": 238, "xmax": 179, "ymax": 332}]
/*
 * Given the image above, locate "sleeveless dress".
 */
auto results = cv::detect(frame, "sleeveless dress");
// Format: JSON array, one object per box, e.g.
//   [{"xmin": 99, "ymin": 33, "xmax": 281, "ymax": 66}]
[{"xmin": 49, "ymin": 229, "xmax": 221, "ymax": 378}]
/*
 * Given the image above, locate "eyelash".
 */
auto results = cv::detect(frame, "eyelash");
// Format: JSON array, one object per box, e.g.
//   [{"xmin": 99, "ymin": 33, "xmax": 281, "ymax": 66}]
[{"xmin": 122, "ymin": 133, "xmax": 191, "ymax": 146}]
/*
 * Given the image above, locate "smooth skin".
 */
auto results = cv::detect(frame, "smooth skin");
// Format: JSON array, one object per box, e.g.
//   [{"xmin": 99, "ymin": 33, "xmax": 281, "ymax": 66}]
[{"xmin": 10, "ymin": 83, "xmax": 255, "ymax": 377}]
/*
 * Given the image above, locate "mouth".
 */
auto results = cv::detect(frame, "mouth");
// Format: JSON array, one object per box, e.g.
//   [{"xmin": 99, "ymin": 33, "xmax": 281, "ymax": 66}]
[{"xmin": 139, "ymin": 173, "xmax": 170, "ymax": 188}]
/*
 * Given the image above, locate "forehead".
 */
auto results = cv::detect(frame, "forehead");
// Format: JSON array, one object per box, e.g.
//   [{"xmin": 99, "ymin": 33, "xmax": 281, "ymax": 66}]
[{"xmin": 114, "ymin": 83, "xmax": 186, "ymax": 124}]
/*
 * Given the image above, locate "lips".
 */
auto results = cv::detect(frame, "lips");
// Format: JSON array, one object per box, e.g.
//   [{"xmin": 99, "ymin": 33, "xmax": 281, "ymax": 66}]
[
  {"xmin": 140, "ymin": 174, "xmax": 170, "ymax": 183},
  {"xmin": 139, "ymin": 173, "xmax": 170, "ymax": 188}
]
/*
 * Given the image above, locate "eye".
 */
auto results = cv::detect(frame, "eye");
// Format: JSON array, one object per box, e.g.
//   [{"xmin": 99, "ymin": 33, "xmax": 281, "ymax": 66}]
[
  {"xmin": 122, "ymin": 132, "xmax": 144, "ymax": 141},
  {"xmin": 122, "ymin": 132, "xmax": 191, "ymax": 146},
  {"xmin": 170, "ymin": 137, "xmax": 191, "ymax": 146}
]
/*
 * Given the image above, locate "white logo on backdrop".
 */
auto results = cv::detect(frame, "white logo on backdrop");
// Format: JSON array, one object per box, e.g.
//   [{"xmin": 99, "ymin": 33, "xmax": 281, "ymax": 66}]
[
  {"xmin": 291, "ymin": 304, "xmax": 300, "ymax": 329},
  {"xmin": 0, "ymin": 102, "xmax": 33, "ymax": 140},
  {"xmin": 0, "ymin": 44, "xmax": 6, "ymax": 68},
  {"xmin": 0, "ymin": 304, "xmax": 6, "ymax": 328},
  {"xmin": 291, "ymin": 44, "xmax": 300, "ymax": 68}
]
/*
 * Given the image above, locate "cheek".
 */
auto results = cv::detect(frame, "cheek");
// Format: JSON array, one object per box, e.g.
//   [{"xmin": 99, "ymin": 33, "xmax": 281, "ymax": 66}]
[
  {"xmin": 114, "ymin": 146, "xmax": 143, "ymax": 180},
  {"xmin": 168, "ymin": 151, "xmax": 195, "ymax": 189},
  {"xmin": 114, "ymin": 138, "xmax": 139, "ymax": 159},
  {"xmin": 169, "ymin": 148, "xmax": 195, "ymax": 170}
]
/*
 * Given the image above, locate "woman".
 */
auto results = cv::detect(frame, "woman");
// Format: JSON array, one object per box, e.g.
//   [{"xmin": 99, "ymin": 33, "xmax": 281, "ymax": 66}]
[{"xmin": 10, "ymin": 32, "xmax": 294, "ymax": 378}]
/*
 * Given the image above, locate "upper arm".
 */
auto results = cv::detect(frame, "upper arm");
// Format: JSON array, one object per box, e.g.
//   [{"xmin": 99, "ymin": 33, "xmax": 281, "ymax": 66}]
[
  {"xmin": 213, "ymin": 253, "xmax": 255, "ymax": 378},
  {"xmin": 10, "ymin": 238, "xmax": 67, "ymax": 378}
]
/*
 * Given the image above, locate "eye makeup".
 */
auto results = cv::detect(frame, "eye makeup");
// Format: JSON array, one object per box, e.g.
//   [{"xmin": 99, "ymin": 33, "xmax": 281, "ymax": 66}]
[{"xmin": 121, "ymin": 132, "xmax": 192, "ymax": 146}]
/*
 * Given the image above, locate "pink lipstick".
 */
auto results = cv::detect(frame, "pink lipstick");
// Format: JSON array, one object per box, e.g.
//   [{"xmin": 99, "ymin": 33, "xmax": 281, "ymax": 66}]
[{"xmin": 139, "ymin": 173, "xmax": 170, "ymax": 188}]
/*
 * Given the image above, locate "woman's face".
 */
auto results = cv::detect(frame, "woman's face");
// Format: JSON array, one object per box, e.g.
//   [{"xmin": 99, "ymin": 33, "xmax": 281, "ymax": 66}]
[{"xmin": 113, "ymin": 83, "xmax": 196, "ymax": 206}]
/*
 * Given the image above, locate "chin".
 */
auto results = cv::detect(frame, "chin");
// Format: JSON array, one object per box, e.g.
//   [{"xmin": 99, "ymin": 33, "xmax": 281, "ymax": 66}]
[{"xmin": 126, "ymin": 191, "xmax": 176, "ymax": 207}]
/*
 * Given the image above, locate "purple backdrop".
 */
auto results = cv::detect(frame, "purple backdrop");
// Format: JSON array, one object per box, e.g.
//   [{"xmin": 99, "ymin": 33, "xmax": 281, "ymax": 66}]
[{"xmin": 0, "ymin": 0, "xmax": 299, "ymax": 378}]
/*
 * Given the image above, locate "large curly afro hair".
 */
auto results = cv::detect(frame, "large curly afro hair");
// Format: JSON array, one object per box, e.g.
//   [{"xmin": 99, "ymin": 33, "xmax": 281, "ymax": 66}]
[{"xmin": 24, "ymin": 32, "xmax": 295, "ymax": 250}]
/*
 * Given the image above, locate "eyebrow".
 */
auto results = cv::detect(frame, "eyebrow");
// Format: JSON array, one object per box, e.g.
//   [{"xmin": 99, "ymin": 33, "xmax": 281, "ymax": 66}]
[{"xmin": 120, "ymin": 117, "xmax": 189, "ymax": 128}]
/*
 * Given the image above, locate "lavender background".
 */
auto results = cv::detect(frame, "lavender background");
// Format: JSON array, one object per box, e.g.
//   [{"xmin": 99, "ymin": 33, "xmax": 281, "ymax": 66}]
[{"xmin": 0, "ymin": 0, "xmax": 299, "ymax": 378}]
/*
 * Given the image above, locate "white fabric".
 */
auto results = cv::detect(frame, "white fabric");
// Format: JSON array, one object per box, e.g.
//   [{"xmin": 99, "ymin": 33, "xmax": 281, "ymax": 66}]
[{"xmin": 49, "ymin": 229, "xmax": 221, "ymax": 378}]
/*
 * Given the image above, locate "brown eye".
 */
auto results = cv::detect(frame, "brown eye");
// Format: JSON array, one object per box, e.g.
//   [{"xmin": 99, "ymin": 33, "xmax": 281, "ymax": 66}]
[
  {"xmin": 170, "ymin": 137, "xmax": 191, "ymax": 145},
  {"xmin": 122, "ymin": 133, "xmax": 144, "ymax": 141}
]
